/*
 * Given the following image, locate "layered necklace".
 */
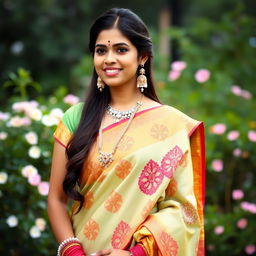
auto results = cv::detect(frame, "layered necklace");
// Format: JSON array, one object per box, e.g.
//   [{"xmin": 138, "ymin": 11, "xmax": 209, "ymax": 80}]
[
  {"xmin": 106, "ymin": 104, "xmax": 138, "ymax": 122},
  {"xmin": 98, "ymin": 100, "xmax": 143, "ymax": 168}
]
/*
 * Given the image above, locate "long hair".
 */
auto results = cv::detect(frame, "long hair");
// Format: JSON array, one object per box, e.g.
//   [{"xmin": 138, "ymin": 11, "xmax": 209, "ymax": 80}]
[{"xmin": 64, "ymin": 8, "xmax": 161, "ymax": 212}]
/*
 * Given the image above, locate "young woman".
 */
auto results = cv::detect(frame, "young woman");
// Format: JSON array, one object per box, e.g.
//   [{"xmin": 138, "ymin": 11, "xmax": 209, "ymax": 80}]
[{"xmin": 48, "ymin": 8, "xmax": 205, "ymax": 256}]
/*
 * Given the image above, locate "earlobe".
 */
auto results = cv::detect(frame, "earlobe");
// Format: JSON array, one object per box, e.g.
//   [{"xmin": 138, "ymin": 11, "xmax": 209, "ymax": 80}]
[{"xmin": 139, "ymin": 55, "xmax": 149, "ymax": 66}]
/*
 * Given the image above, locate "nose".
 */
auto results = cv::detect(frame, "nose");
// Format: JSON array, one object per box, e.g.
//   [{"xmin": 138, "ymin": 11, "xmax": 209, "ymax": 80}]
[{"xmin": 104, "ymin": 51, "xmax": 116, "ymax": 64}]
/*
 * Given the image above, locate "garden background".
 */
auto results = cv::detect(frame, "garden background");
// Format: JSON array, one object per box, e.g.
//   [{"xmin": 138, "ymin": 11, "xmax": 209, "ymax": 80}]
[{"xmin": 0, "ymin": 0, "xmax": 256, "ymax": 255}]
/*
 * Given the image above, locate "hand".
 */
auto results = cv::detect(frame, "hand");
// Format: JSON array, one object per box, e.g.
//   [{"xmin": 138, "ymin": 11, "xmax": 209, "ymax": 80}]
[{"xmin": 90, "ymin": 248, "xmax": 131, "ymax": 256}]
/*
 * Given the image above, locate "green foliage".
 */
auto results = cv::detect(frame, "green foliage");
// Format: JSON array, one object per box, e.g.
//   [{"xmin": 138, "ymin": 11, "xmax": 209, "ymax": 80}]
[{"xmin": 156, "ymin": 6, "xmax": 256, "ymax": 256}]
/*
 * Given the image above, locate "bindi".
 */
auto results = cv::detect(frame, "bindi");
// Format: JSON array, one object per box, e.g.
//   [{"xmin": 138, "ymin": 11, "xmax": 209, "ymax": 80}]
[{"xmin": 108, "ymin": 40, "xmax": 111, "ymax": 46}]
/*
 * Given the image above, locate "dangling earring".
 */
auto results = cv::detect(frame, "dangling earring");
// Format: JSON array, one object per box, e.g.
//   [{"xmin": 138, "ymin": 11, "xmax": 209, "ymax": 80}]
[
  {"xmin": 137, "ymin": 64, "xmax": 147, "ymax": 92},
  {"xmin": 97, "ymin": 76, "xmax": 105, "ymax": 92}
]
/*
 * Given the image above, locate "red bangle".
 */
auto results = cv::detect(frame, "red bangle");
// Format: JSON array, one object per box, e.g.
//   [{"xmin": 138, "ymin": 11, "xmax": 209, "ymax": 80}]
[
  {"xmin": 129, "ymin": 244, "xmax": 147, "ymax": 256},
  {"xmin": 62, "ymin": 244, "xmax": 86, "ymax": 256}
]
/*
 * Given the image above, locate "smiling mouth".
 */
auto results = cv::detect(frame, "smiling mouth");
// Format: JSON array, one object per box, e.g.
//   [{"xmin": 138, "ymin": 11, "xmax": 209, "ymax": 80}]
[{"xmin": 104, "ymin": 68, "xmax": 122, "ymax": 77}]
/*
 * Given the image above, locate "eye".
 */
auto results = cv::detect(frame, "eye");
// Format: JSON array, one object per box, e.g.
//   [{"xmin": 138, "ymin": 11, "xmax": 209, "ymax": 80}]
[
  {"xmin": 117, "ymin": 47, "xmax": 128, "ymax": 53},
  {"xmin": 95, "ymin": 48, "xmax": 106, "ymax": 55}
]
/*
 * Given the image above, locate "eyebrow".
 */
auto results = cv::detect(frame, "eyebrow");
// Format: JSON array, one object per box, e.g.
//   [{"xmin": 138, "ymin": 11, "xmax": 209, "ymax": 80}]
[{"xmin": 95, "ymin": 42, "xmax": 129, "ymax": 48}]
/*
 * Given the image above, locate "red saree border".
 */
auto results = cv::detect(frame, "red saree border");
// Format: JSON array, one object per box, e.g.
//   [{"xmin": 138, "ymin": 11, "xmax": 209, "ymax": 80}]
[
  {"xmin": 189, "ymin": 121, "xmax": 206, "ymax": 206},
  {"xmin": 53, "ymin": 135, "xmax": 67, "ymax": 148}
]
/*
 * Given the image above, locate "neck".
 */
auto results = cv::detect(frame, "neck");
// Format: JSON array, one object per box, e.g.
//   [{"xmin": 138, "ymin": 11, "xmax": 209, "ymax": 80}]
[{"xmin": 109, "ymin": 86, "xmax": 143, "ymax": 110}]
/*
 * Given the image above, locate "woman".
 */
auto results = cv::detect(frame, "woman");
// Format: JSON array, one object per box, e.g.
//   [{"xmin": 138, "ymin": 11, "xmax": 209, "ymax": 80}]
[{"xmin": 48, "ymin": 8, "xmax": 205, "ymax": 256}]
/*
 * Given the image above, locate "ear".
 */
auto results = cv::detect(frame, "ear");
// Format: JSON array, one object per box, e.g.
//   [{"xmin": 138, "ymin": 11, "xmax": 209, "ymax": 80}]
[{"xmin": 139, "ymin": 55, "xmax": 149, "ymax": 66}]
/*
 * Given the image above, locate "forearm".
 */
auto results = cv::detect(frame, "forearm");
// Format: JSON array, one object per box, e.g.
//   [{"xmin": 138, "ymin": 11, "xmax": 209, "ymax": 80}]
[{"xmin": 47, "ymin": 197, "xmax": 75, "ymax": 243}]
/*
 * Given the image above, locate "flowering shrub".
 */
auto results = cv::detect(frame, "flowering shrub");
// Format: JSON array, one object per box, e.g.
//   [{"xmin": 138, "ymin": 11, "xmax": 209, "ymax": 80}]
[
  {"xmin": 157, "ymin": 7, "xmax": 256, "ymax": 255},
  {"xmin": 0, "ymin": 80, "xmax": 79, "ymax": 254}
]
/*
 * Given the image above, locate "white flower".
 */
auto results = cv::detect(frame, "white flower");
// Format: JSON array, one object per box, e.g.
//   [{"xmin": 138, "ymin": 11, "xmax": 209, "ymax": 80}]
[
  {"xmin": 41, "ymin": 115, "xmax": 59, "ymax": 127},
  {"xmin": 25, "ymin": 131, "xmax": 38, "ymax": 145},
  {"xmin": 21, "ymin": 165, "xmax": 38, "ymax": 178},
  {"xmin": 27, "ymin": 108, "xmax": 42, "ymax": 121},
  {"xmin": 50, "ymin": 108, "xmax": 64, "ymax": 120},
  {"xmin": 7, "ymin": 116, "xmax": 31, "ymax": 127},
  {"xmin": 28, "ymin": 146, "xmax": 41, "ymax": 159},
  {"xmin": 0, "ymin": 172, "xmax": 8, "ymax": 184},
  {"xmin": 6, "ymin": 215, "xmax": 18, "ymax": 227},
  {"xmin": 0, "ymin": 111, "xmax": 10, "ymax": 121},
  {"xmin": 29, "ymin": 225, "xmax": 41, "ymax": 238},
  {"xmin": 0, "ymin": 132, "xmax": 8, "ymax": 140},
  {"xmin": 35, "ymin": 218, "xmax": 46, "ymax": 231}
]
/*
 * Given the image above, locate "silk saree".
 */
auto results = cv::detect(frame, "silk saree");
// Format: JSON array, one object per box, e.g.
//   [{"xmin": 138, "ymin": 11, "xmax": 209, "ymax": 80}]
[{"xmin": 53, "ymin": 103, "xmax": 205, "ymax": 256}]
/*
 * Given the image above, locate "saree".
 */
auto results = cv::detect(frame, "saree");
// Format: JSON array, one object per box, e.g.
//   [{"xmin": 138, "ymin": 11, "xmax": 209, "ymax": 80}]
[{"xmin": 53, "ymin": 103, "xmax": 205, "ymax": 256}]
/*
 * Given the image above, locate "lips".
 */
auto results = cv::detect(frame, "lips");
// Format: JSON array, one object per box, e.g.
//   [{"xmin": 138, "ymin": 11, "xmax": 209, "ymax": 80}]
[{"xmin": 103, "ymin": 68, "xmax": 122, "ymax": 77}]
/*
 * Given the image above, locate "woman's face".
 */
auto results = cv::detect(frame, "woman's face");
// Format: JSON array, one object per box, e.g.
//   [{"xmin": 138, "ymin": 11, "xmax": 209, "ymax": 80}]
[{"xmin": 94, "ymin": 28, "xmax": 144, "ymax": 89}]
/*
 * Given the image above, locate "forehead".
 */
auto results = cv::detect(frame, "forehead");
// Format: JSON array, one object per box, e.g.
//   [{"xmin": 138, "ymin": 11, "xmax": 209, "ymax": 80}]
[{"xmin": 96, "ymin": 28, "xmax": 132, "ymax": 45}]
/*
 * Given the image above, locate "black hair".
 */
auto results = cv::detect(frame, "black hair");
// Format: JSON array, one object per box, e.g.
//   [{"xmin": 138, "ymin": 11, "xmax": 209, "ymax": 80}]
[{"xmin": 63, "ymin": 8, "xmax": 160, "ymax": 212}]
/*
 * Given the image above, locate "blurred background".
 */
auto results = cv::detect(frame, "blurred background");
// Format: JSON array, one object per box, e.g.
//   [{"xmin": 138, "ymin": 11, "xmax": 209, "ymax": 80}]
[{"xmin": 0, "ymin": 0, "xmax": 256, "ymax": 255}]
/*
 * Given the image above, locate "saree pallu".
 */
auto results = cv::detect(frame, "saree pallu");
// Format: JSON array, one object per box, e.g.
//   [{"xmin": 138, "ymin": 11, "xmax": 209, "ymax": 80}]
[{"xmin": 53, "ymin": 103, "xmax": 205, "ymax": 256}]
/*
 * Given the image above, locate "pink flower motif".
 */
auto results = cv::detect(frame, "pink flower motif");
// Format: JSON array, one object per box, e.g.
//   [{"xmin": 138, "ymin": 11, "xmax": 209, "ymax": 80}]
[
  {"xmin": 245, "ymin": 245, "xmax": 256, "ymax": 255},
  {"xmin": 214, "ymin": 225, "xmax": 224, "ymax": 235},
  {"xmin": 248, "ymin": 131, "xmax": 256, "ymax": 142},
  {"xmin": 233, "ymin": 148, "xmax": 242, "ymax": 157},
  {"xmin": 63, "ymin": 94, "xmax": 79, "ymax": 105},
  {"xmin": 161, "ymin": 146, "xmax": 183, "ymax": 178},
  {"xmin": 209, "ymin": 123, "xmax": 226, "ymax": 135},
  {"xmin": 211, "ymin": 159, "xmax": 223, "ymax": 172},
  {"xmin": 138, "ymin": 160, "xmax": 164, "ymax": 195},
  {"xmin": 160, "ymin": 232, "xmax": 179, "ymax": 255},
  {"xmin": 232, "ymin": 189, "xmax": 244, "ymax": 200},
  {"xmin": 195, "ymin": 69, "xmax": 210, "ymax": 83},
  {"xmin": 111, "ymin": 221, "xmax": 131, "ymax": 249},
  {"xmin": 171, "ymin": 61, "xmax": 187, "ymax": 71},
  {"xmin": 237, "ymin": 218, "xmax": 248, "ymax": 229},
  {"xmin": 28, "ymin": 173, "xmax": 41, "ymax": 186},
  {"xmin": 241, "ymin": 90, "xmax": 252, "ymax": 100},
  {"xmin": 168, "ymin": 70, "xmax": 181, "ymax": 81},
  {"xmin": 227, "ymin": 130, "xmax": 240, "ymax": 141},
  {"xmin": 38, "ymin": 182, "xmax": 49, "ymax": 196},
  {"xmin": 231, "ymin": 85, "xmax": 242, "ymax": 96}
]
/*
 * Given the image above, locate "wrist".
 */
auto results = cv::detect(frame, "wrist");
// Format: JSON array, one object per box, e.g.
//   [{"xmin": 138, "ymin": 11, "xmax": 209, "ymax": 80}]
[{"xmin": 57, "ymin": 237, "xmax": 86, "ymax": 256}]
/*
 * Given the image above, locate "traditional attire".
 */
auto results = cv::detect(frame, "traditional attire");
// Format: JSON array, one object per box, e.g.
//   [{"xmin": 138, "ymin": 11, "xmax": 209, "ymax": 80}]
[{"xmin": 53, "ymin": 103, "xmax": 205, "ymax": 256}]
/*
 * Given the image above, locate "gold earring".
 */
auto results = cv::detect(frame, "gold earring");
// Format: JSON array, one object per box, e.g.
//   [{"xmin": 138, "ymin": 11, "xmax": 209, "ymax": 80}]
[
  {"xmin": 137, "ymin": 64, "xmax": 147, "ymax": 92},
  {"xmin": 97, "ymin": 76, "xmax": 105, "ymax": 92}
]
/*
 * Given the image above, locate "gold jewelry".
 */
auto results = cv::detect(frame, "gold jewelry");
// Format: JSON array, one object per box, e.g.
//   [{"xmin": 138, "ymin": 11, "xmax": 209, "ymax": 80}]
[
  {"xmin": 98, "ymin": 101, "xmax": 143, "ymax": 168},
  {"xmin": 97, "ymin": 76, "xmax": 105, "ymax": 92},
  {"xmin": 137, "ymin": 64, "xmax": 147, "ymax": 92}
]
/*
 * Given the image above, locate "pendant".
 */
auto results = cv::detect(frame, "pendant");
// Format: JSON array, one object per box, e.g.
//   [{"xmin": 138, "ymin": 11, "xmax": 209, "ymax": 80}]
[{"xmin": 98, "ymin": 151, "xmax": 113, "ymax": 168}]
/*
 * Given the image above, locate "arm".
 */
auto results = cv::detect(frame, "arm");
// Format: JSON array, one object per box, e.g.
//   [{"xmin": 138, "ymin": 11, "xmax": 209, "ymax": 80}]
[{"xmin": 47, "ymin": 141, "xmax": 74, "ymax": 242}]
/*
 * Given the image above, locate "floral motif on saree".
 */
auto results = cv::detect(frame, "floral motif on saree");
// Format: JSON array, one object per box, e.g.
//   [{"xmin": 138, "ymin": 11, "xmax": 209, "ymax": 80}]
[{"xmin": 53, "ymin": 104, "xmax": 206, "ymax": 256}]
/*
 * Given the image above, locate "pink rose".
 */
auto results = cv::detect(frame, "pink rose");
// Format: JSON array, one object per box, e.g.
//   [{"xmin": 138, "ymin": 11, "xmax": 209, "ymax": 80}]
[
  {"xmin": 28, "ymin": 173, "xmax": 41, "ymax": 186},
  {"xmin": 245, "ymin": 245, "xmax": 256, "ymax": 255},
  {"xmin": 241, "ymin": 90, "xmax": 252, "ymax": 100},
  {"xmin": 38, "ymin": 182, "xmax": 49, "ymax": 196},
  {"xmin": 214, "ymin": 225, "xmax": 224, "ymax": 235},
  {"xmin": 232, "ymin": 189, "xmax": 244, "ymax": 200},
  {"xmin": 227, "ymin": 131, "xmax": 240, "ymax": 141},
  {"xmin": 171, "ymin": 61, "xmax": 187, "ymax": 71},
  {"xmin": 230, "ymin": 85, "xmax": 242, "ymax": 96},
  {"xmin": 63, "ymin": 94, "xmax": 79, "ymax": 105},
  {"xmin": 236, "ymin": 218, "xmax": 247, "ymax": 229},
  {"xmin": 168, "ymin": 70, "xmax": 181, "ymax": 81},
  {"xmin": 240, "ymin": 201, "xmax": 256, "ymax": 214},
  {"xmin": 212, "ymin": 159, "xmax": 223, "ymax": 172},
  {"xmin": 248, "ymin": 131, "xmax": 256, "ymax": 142},
  {"xmin": 195, "ymin": 69, "xmax": 210, "ymax": 83},
  {"xmin": 233, "ymin": 148, "xmax": 242, "ymax": 157},
  {"xmin": 209, "ymin": 123, "xmax": 226, "ymax": 135}
]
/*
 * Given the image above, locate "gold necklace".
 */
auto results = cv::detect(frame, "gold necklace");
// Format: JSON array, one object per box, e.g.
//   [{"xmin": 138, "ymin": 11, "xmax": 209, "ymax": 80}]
[{"xmin": 98, "ymin": 101, "xmax": 142, "ymax": 168}]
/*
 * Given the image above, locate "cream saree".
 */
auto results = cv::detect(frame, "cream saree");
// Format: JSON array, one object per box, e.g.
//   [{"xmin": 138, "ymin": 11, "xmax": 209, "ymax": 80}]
[{"xmin": 53, "ymin": 103, "xmax": 205, "ymax": 256}]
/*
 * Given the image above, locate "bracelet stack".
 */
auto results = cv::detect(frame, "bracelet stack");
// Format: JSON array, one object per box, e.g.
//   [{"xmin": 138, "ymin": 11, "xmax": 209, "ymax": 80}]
[{"xmin": 57, "ymin": 237, "xmax": 86, "ymax": 256}]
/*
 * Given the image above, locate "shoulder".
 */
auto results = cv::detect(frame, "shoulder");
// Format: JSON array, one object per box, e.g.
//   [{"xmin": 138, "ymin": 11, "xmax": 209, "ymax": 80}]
[
  {"xmin": 62, "ymin": 102, "xmax": 84, "ymax": 133},
  {"xmin": 161, "ymin": 105, "xmax": 201, "ymax": 135}
]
